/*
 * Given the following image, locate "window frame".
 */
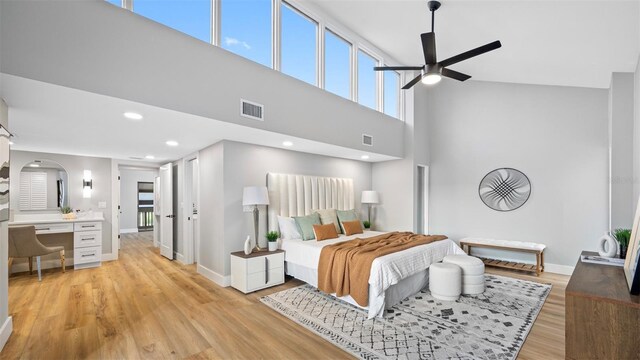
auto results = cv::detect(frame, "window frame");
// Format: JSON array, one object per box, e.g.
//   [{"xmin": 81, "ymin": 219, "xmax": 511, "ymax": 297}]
[{"xmin": 323, "ymin": 28, "xmax": 353, "ymax": 101}]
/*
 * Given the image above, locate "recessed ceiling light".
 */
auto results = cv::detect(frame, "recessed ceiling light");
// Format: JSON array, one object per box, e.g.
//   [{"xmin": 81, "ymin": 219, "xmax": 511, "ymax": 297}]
[
  {"xmin": 361, "ymin": 155, "xmax": 370, "ymax": 160},
  {"xmin": 29, "ymin": 163, "xmax": 40, "ymax": 167},
  {"xmin": 166, "ymin": 140, "xmax": 179, "ymax": 147},
  {"xmin": 123, "ymin": 112, "xmax": 143, "ymax": 120},
  {"xmin": 282, "ymin": 141, "xmax": 293, "ymax": 147},
  {"xmin": 145, "ymin": 155, "xmax": 155, "ymax": 160},
  {"xmin": 8, "ymin": 141, "xmax": 13, "ymax": 145}
]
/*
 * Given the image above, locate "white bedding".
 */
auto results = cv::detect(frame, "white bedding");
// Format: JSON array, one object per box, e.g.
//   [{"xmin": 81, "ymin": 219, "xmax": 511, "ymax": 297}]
[{"xmin": 281, "ymin": 230, "xmax": 465, "ymax": 318}]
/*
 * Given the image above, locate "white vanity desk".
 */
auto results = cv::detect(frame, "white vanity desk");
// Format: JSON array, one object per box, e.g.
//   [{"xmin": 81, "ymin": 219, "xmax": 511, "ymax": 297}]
[{"xmin": 9, "ymin": 212, "xmax": 105, "ymax": 269}]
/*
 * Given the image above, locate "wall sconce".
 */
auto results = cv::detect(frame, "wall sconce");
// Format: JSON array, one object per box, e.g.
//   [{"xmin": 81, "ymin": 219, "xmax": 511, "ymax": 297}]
[{"xmin": 83, "ymin": 170, "xmax": 92, "ymax": 198}]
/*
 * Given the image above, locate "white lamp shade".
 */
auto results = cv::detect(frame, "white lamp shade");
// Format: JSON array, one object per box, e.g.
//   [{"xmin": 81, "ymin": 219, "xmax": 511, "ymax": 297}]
[
  {"xmin": 242, "ymin": 186, "xmax": 270, "ymax": 206},
  {"xmin": 361, "ymin": 190, "xmax": 379, "ymax": 204}
]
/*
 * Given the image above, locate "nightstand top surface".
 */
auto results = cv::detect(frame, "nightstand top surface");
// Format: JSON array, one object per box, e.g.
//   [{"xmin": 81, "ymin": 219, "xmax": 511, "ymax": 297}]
[{"xmin": 230, "ymin": 249, "xmax": 284, "ymax": 259}]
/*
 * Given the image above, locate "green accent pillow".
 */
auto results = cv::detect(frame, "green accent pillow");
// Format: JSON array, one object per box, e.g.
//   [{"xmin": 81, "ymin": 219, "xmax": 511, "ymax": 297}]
[
  {"xmin": 336, "ymin": 209, "xmax": 362, "ymax": 233},
  {"xmin": 293, "ymin": 213, "xmax": 322, "ymax": 240}
]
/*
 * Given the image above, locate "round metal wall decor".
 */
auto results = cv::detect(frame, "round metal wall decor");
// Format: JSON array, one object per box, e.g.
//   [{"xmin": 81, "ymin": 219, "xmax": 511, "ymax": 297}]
[{"xmin": 479, "ymin": 168, "xmax": 531, "ymax": 212}]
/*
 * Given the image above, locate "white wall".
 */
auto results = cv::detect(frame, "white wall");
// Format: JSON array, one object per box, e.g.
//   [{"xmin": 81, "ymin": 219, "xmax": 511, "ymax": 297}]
[
  {"xmin": 609, "ymin": 73, "xmax": 635, "ymax": 231},
  {"xmin": 119, "ymin": 168, "xmax": 157, "ymax": 232},
  {"xmin": 0, "ymin": 0, "xmax": 404, "ymax": 159},
  {"xmin": 10, "ymin": 150, "xmax": 114, "ymax": 255},
  {"xmin": 0, "ymin": 98, "xmax": 11, "ymax": 351},
  {"xmin": 426, "ymin": 80, "xmax": 608, "ymax": 269},
  {"xmin": 198, "ymin": 140, "xmax": 372, "ymax": 281},
  {"xmin": 634, "ymin": 57, "xmax": 640, "ymax": 210}
]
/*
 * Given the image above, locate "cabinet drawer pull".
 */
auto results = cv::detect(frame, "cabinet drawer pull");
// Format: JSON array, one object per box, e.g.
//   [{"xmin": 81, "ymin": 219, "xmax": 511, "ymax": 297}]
[
  {"xmin": 81, "ymin": 253, "xmax": 95, "ymax": 257},
  {"xmin": 82, "ymin": 237, "xmax": 95, "ymax": 241},
  {"xmin": 37, "ymin": 227, "xmax": 50, "ymax": 231},
  {"xmin": 81, "ymin": 225, "xmax": 95, "ymax": 228},
  {"xmin": 265, "ymin": 258, "xmax": 269, "ymax": 284}
]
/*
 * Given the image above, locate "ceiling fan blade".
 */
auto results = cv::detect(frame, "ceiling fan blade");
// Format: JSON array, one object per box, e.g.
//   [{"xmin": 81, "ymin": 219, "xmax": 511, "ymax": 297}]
[
  {"xmin": 421, "ymin": 32, "xmax": 437, "ymax": 64},
  {"xmin": 439, "ymin": 40, "xmax": 502, "ymax": 68},
  {"xmin": 402, "ymin": 74, "xmax": 423, "ymax": 90},
  {"xmin": 441, "ymin": 68, "xmax": 471, "ymax": 81},
  {"xmin": 374, "ymin": 66, "xmax": 424, "ymax": 71}
]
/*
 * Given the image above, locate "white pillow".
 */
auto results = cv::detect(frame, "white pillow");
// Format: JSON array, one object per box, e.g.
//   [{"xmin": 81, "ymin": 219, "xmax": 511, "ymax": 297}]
[{"xmin": 277, "ymin": 216, "xmax": 302, "ymax": 240}]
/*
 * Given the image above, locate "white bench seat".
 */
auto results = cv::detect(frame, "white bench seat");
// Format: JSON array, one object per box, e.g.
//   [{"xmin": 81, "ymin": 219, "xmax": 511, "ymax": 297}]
[{"xmin": 459, "ymin": 237, "xmax": 546, "ymax": 276}]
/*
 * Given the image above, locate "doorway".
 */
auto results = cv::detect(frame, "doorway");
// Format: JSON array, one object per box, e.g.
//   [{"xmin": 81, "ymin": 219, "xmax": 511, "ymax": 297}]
[
  {"xmin": 117, "ymin": 166, "xmax": 159, "ymax": 250},
  {"xmin": 137, "ymin": 182, "xmax": 154, "ymax": 232},
  {"xmin": 183, "ymin": 156, "xmax": 200, "ymax": 264}
]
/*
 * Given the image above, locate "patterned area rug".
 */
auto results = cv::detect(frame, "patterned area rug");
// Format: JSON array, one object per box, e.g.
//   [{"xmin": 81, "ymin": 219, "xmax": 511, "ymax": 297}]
[{"xmin": 261, "ymin": 275, "xmax": 551, "ymax": 360}]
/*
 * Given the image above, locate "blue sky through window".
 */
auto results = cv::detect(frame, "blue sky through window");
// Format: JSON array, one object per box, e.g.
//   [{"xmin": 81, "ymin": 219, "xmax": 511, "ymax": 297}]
[
  {"xmin": 106, "ymin": 0, "xmax": 121, "ymax": 7},
  {"xmin": 281, "ymin": 2, "xmax": 317, "ymax": 85},
  {"xmin": 384, "ymin": 71, "xmax": 399, "ymax": 118},
  {"xmin": 221, "ymin": 0, "xmax": 272, "ymax": 68},
  {"xmin": 134, "ymin": 0, "xmax": 211, "ymax": 43},
  {"xmin": 324, "ymin": 30, "xmax": 351, "ymax": 99},
  {"xmin": 358, "ymin": 50, "xmax": 377, "ymax": 110}
]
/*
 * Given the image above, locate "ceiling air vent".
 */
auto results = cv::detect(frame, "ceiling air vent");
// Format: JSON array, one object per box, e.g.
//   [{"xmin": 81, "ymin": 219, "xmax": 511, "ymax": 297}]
[
  {"xmin": 240, "ymin": 99, "xmax": 264, "ymax": 121},
  {"xmin": 362, "ymin": 134, "xmax": 373, "ymax": 146}
]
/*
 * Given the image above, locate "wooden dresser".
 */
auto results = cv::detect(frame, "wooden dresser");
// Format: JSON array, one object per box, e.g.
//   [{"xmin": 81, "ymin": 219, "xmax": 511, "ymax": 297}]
[{"xmin": 565, "ymin": 251, "xmax": 640, "ymax": 359}]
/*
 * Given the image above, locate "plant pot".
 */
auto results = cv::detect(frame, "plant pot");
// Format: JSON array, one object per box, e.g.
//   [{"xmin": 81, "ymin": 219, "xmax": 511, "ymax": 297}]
[
  {"xmin": 268, "ymin": 241, "xmax": 278, "ymax": 251},
  {"xmin": 620, "ymin": 245, "xmax": 628, "ymax": 259}
]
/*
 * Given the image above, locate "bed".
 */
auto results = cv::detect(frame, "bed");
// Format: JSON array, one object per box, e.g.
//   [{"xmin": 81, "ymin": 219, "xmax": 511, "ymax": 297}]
[{"xmin": 267, "ymin": 173, "xmax": 465, "ymax": 318}]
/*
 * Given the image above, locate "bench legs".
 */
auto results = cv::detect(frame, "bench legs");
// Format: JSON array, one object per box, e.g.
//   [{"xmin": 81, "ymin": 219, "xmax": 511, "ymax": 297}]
[
  {"xmin": 60, "ymin": 250, "xmax": 66, "ymax": 273},
  {"xmin": 7, "ymin": 257, "xmax": 13, "ymax": 276}
]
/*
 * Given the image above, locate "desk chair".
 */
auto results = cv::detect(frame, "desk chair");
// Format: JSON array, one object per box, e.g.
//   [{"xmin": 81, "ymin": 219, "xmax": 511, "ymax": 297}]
[{"xmin": 8, "ymin": 225, "xmax": 65, "ymax": 281}]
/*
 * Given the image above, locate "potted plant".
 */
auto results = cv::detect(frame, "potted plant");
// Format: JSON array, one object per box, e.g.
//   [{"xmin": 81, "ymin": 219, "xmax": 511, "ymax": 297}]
[
  {"xmin": 613, "ymin": 228, "xmax": 631, "ymax": 259},
  {"xmin": 60, "ymin": 206, "xmax": 76, "ymax": 220},
  {"xmin": 266, "ymin": 231, "xmax": 280, "ymax": 251},
  {"xmin": 363, "ymin": 220, "xmax": 371, "ymax": 230}
]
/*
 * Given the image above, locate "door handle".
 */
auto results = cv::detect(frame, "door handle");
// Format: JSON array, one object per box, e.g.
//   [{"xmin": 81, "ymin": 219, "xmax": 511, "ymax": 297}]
[
  {"xmin": 265, "ymin": 258, "xmax": 268, "ymax": 284},
  {"xmin": 165, "ymin": 215, "xmax": 175, "ymax": 218}
]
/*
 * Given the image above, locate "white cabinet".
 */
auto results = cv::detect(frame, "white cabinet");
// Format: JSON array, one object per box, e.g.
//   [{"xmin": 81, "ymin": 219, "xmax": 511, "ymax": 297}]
[
  {"xmin": 230, "ymin": 250, "xmax": 284, "ymax": 293},
  {"xmin": 73, "ymin": 221, "xmax": 103, "ymax": 269}
]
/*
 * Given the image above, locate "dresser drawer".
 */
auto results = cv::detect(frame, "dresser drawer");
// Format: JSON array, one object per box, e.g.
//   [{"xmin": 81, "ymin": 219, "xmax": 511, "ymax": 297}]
[
  {"xmin": 74, "ymin": 245, "xmax": 102, "ymax": 265},
  {"xmin": 246, "ymin": 267, "xmax": 284, "ymax": 292},
  {"xmin": 34, "ymin": 223, "xmax": 74, "ymax": 234},
  {"xmin": 246, "ymin": 252, "xmax": 284, "ymax": 274},
  {"xmin": 74, "ymin": 230, "xmax": 101, "ymax": 248},
  {"xmin": 74, "ymin": 222, "xmax": 102, "ymax": 232}
]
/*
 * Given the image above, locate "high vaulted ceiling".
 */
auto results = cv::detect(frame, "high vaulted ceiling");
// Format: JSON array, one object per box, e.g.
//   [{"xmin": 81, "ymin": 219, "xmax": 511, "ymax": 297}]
[{"xmin": 309, "ymin": 0, "xmax": 640, "ymax": 89}]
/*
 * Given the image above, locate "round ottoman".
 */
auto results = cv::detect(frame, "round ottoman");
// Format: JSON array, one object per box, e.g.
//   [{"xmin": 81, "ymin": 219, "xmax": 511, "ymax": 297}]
[
  {"xmin": 429, "ymin": 262, "xmax": 462, "ymax": 301},
  {"xmin": 443, "ymin": 255, "xmax": 485, "ymax": 295}
]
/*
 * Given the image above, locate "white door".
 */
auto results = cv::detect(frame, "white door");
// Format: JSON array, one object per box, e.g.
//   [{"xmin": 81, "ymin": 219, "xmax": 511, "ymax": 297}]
[
  {"xmin": 116, "ymin": 170, "xmax": 121, "ymax": 250},
  {"xmin": 160, "ymin": 163, "xmax": 174, "ymax": 260}
]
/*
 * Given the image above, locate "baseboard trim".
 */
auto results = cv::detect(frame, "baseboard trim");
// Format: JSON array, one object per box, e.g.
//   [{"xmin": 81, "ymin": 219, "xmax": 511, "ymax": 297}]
[
  {"xmin": 545, "ymin": 263, "xmax": 574, "ymax": 276},
  {"xmin": 176, "ymin": 252, "xmax": 185, "ymax": 264},
  {"xmin": 120, "ymin": 228, "xmax": 138, "ymax": 234},
  {"xmin": 0, "ymin": 316, "xmax": 13, "ymax": 352},
  {"xmin": 197, "ymin": 264, "xmax": 230, "ymax": 287},
  {"xmin": 102, "ymin": 252, "xmax": 118, "ymax": 262}
]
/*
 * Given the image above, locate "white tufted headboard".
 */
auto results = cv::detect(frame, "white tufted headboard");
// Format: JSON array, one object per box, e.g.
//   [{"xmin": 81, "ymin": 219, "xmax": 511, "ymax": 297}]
[{"xmin": 267, "ymin": 173, "xmax": 354, "ymax": 232}]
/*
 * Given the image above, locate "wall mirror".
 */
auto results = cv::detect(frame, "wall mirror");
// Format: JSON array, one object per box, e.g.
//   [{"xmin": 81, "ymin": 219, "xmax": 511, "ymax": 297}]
[{"xmin": 19, "ymin": 159, "xmax": 69, "ymax": 211}]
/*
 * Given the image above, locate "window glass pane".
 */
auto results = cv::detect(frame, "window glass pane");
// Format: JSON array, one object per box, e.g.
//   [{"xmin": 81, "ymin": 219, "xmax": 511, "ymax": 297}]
[
  {"xmin": 384, "ymin": 71, "xmax": 400, "ymax": 118},
  {"xmin": 357, "ymin": 50, "xmax": 377, "ymax": 109},
  {"xmin": 324, "ymin": 30, "xmax": 351, "ymax": 99},
  {"xmin": 281, "ymin": 2, "xmax": 317, "ymax": 85},
  {"xmin": 221, "ymin": 0, "xmax": 272, "ymax": 68},
  {"xmin": 134, "ymin": 0, "xmax": 211, "ymax": 43},
  {"xmin": 106, "ymin": 0, "xmax": 122, "ymax": 7}
]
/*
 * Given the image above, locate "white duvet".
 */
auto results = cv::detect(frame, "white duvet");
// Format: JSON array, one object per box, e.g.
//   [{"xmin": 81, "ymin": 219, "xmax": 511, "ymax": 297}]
[{"xmin": 281, "ymin": 230, "xmax": 465, "ymax": 318}]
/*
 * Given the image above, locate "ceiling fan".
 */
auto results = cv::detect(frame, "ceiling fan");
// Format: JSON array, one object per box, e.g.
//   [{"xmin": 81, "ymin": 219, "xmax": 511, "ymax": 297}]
[{"xmin": 374, "ymin": 0, "xmax": 502, "ymax": 89}]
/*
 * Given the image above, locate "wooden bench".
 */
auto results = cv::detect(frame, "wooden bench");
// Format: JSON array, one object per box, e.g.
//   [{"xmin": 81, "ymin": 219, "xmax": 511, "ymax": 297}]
[{"xmin": 459, "ymin": 238, "xmax": 546, "ymax": 276}]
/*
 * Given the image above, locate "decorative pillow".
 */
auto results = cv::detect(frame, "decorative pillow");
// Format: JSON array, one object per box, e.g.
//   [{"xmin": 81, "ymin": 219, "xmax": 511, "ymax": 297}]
[
  {"xmin": 313, "ymin": 208, "xmax": 341, "ymax": 234},
  {"xmin": 293, "ymin": 213, "xmax": 322, "ymax": 240},
  {"xmin": 313, "ymin": 223, "xmax": 339, "ymax": 241},
  {"xmin": 342, "ymin": 220, "xmax": 363, "ymax": 236},
  {"xmin": 277, "ymin": 216, "xmax": 302, "ymax": 240},
  {"xmin": 336, "ymin": 209, "xmax": 362, "ymax": 233}
]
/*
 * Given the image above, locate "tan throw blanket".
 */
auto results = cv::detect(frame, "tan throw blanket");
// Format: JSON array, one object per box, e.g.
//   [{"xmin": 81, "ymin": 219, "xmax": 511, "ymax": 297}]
[{"xmin": 318, "ymin": 231, "xmax": 447, "ymax": 306}]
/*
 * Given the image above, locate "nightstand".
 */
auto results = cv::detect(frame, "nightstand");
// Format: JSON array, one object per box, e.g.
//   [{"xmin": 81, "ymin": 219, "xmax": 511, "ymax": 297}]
[{"xmin": 230, "ymin": 250, "xmax": 285, "ymax": 293}]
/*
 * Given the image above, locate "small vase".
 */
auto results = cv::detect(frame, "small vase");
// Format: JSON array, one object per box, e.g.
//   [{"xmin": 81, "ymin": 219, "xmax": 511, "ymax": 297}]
[
  {"xmin": 620, "ymin": 245, "xmax": 628, "ymax": 259},
  {"xmin": 243, "ymin": 236, "xmax": 252, "ymax": 255},
  {"xmin": 268, "ymin": 241, "xmax": 277, "ymax": 251}
]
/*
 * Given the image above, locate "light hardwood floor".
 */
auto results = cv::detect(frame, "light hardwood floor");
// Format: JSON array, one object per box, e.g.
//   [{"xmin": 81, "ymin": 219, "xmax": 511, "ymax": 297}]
[{"xmin": 1, "ymin": 232, "xmax": 569, "ymax": 359}]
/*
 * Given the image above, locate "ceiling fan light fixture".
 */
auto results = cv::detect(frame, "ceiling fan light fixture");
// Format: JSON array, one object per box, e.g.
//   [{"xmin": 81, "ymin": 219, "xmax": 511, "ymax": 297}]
[{"xmin": 422, "ymin": 73, "xmax": 442, "ymax": 85}]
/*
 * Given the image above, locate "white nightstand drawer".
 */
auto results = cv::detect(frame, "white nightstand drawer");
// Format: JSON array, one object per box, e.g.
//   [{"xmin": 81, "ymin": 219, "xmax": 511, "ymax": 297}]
[
  {"xmin": 34, "ymin": 223, "xmax": 74, "ymax": 234},
  {"xmin": 247, "ymin": 267, "xmax": 284, "ymax": 290},
  {"xmin": 74, "ymin": 222, "xmax": 102, "ymax": 232},
  {"xmin": 74, "ymin": 245, "xmax": 102, "ymax": 265},
  {"xmin": 247, "ymin": 252, "xmax": 284, "ymax": 274},
  {"xmin": 74, "ymin": 230, "xmax": 101, "ymax": 248}
]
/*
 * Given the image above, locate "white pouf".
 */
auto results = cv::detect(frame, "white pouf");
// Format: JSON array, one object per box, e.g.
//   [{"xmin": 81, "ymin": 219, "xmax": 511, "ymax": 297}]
[
  {"xmin": 443, "ymin": 254, "xmax": 485, "ymax": 295},
  {"xmin": 429, "ymin": 262, "xmax": 462, "ymax": 301}
]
